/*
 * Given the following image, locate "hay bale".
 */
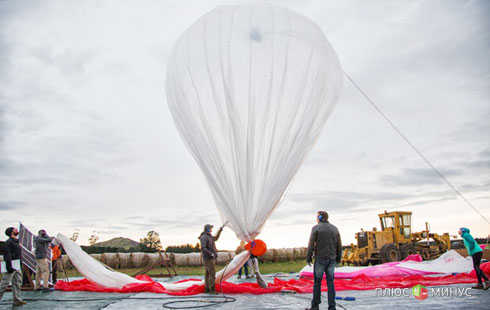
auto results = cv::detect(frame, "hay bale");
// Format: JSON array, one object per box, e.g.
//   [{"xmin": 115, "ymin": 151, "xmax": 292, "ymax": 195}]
[
  {"xmin": 102, "ymin": 253, "xmax": 119, "ymax": 269},
  {"xmin": 173, "ymin": 253, "xmax": 188, "ymax": 266},
  {"xmin": 275, "ymin": 248, "xmax": 287, "ymax": 262},
  {"xmin": 285, "ymin": 248, "xmax": 295, "ymax": 261},
  {"xmin": 299, "ymin": 247, "xmax": 308, "ymax": 259},
  {"xmin": 293, "ymin": 248, "xmax": 302, "ymax": 260},
  {"xmin": 269, "ymin": 249, "xmax": 277, "ymax": 262},
  {"xmin": 131, "ymin": 253, "xmax": 150, "ymax": 268},
  {"xmin": 259, "ymin": 249, "xmax": 274, "ymax": 263},
  {"xmin": 91, "ymin": 254, "xmax": 102, "ymax": 262},
  {"xmin": 187, "ymin": 252, "xmax": 203, "ymax": 266},
  {"xmin": 147, "ymin": 253, "xmax": 161, "ymax": 266},
  {"xmin": 217, "ymin": 251, "xmax": 231, "ymax": 264},
  {"xmin": 168, "ymin": 253, "xmax": 176, "ymax": 266},
  {"xmin": 118, "ymin": 253, "xmax": 132, "ymax": 269}
]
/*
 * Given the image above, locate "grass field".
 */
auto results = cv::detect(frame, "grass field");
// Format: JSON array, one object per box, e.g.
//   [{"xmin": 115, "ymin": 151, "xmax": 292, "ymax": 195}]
[{"xmin": 62, "ymin": 259, "xmax": 307, "ymax": 278}]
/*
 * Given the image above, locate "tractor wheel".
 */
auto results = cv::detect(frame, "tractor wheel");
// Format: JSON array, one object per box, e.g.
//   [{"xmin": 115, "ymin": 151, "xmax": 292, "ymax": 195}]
[
  {"xmin": 400, "ymin": 243, "xmax": 417, "ymax": 259},
  {"xmin": 380, "ymin": 243, "xmax": 401, "ymax": 263},
  {"xmin": 421, "ymin": 250, "xmax": 431, "ymax": 260},
  {"xmin": 451, "ymin": 242, "xmax": 464, "ymax": 250},
  {"xmin": 360, "ymin": 260, "xmax": 370, "ymax": 266}
]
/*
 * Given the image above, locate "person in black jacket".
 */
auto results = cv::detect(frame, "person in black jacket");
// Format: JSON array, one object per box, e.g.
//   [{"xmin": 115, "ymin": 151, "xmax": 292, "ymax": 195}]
[
  {"xmin": 0, "ymin": 227, "xmax": 27, "ymax": 306},
  {"xmin": 199, "ymin": 224, "xmax": 223, "ymax": 294},
  {"xmin": 305, "ymin": 211, "xmax": 342, "ymax": 310}
]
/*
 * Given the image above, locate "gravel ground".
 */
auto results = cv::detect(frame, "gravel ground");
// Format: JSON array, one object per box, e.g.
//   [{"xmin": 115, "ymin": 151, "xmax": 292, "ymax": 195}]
[{"xmin": 1, "ymin": 275, "xmax": 489, "ymax": 310}]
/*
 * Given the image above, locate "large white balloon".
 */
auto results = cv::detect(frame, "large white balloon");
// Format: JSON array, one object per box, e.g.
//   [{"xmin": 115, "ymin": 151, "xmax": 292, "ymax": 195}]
[{"xmin": 166, "ymin": 5, "xmax": 342, "ymax": 241}]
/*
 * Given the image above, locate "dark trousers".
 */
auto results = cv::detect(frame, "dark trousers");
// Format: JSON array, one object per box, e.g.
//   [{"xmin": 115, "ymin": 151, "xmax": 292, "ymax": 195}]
[
  {"xmin": 472, "ymin": 252, "xmax": 489, "ymax": 284},
  {"xmin": 238, "ymin": 262, "xmax": 249, "ymax": 277},
  {"xmin": 52, "ymin": 260, "xmax": 58, "ymax": 283},
  {"xmin": 312, "ymin": 258, "xmax": 336, "ymax": 310},
  {"xmin": 204, "ymin": 259, "xmax": 216, "ymax": 293}
]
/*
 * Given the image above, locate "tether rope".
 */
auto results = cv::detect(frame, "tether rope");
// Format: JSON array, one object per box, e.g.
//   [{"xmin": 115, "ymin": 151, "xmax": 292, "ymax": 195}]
[{"xmin": 344, "ymin": 71, "xmax": 490, "ymax": 226}]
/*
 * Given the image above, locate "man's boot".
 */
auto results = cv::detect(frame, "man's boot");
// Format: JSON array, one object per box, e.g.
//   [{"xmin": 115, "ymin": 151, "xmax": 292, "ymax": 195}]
[
  {"xmin": 483, "ymin": 280, "xmax": 490, "ymax": 290},
  {"xmin": 13, "ymin": 300, "xmax": 27, "ymax": 307}
]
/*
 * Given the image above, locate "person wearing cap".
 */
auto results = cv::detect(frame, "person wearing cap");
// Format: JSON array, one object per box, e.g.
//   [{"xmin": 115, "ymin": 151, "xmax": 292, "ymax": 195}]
[
  {"xmin": 199, "ymin": 224, "xmax": 223, "ymax": 294},
  {"xmin": 0, "ymin": 227, "xmax": 27, "ymax": 306},
  {"xmin": 305, "ymin": 211, "xmax": 342, "ymax": 310},
  {"xmin": 33, "ymin": 229, "xmax": 54, "ymax": 291}
]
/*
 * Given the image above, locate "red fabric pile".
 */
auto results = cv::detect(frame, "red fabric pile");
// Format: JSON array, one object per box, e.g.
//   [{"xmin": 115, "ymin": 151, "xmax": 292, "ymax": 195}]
[{"xmin": 55, "ymin": 262, "xmax": 490, "ymax": 295}]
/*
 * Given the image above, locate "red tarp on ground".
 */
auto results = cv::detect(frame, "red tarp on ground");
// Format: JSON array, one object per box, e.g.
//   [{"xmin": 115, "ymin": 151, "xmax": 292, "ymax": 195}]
[{"xmin": 55, "ymin": 262, "xmax": 490, "ymax": 295}]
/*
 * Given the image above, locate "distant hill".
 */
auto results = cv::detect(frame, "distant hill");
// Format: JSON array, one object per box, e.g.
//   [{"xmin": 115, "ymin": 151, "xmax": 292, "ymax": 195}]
[{"xmin": 92, "ymin": 237, "xmax": 141, "ymax": 250}]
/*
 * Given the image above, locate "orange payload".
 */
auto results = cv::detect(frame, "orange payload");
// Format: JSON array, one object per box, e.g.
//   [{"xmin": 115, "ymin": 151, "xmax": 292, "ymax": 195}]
[{"xmin": 245, "ymin": 239, "xmax": 267, "ymax": 256}]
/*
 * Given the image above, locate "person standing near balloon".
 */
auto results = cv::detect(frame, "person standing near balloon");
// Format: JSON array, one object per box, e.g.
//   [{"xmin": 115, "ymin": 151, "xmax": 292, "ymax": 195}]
[
  {"xmin": 459, "ymin": 227, "xmax": 489, "ymax": 290},
  {"xmin": 34, "ymin": 229, "xmax": 54, "ymax": 291},
  {"xmin": 51, "ymin": 242, "xmax": 63, "ymax": 284},
  {"xmin": 235, "ymin": 241, "xmax": 250, "ymax": 279},
  {"xmin": 0, "ymin": 227, "xmax": 27, "ymax": 307},
  {"xmin": 247, "ymin": 253, "xmax": 259, "ymax": 278},
  {"xmin": 199, "ymin": 224, "xmax": 223, "ymax": 294},
  {"xmin": 305, "ymin": 211, "xmax": 342, "ymax": 310}
]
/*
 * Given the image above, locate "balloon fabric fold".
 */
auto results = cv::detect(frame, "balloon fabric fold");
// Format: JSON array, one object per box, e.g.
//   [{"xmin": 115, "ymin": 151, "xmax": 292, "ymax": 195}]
[{"xmin": 56, "ymin": 262, "xmax": 490, "ymax": 294}]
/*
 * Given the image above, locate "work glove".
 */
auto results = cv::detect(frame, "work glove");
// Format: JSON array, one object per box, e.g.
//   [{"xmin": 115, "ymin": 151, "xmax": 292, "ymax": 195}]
[
  {"xmin": 306, "ymin": 258, "xmax": 312, "ymax": 267},
  {"xmin": 211, "ymin": 253, "xmax": 216, "ymax": 258},
  {"xmin": 219, "ymin": 221, "xmax": 229, "ymax": 230}
]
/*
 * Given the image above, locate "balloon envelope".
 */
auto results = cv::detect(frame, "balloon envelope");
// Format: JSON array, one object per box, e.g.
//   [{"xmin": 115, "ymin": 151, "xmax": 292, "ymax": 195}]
[{"xmin": 166, "ymin": 5, "xmax": 342, "ymax": 241}]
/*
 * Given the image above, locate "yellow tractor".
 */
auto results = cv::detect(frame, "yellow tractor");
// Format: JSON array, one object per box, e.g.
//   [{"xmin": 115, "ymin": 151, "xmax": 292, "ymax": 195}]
[{"xmin": 342, "ymin": 211, "xmax": 451, "ymax": 266}]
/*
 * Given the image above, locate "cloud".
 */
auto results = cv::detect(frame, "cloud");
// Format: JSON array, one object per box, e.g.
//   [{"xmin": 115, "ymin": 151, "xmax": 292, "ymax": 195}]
[
  {"xmin": 462, "ymin": 159, "xmax": 490, "ymax": 170},
  {"xmin": 479, "ymin": 149, "xmax": 490, "ymax": 158},
  {"xmin": 459, "ymin": 181, "xmax": 490, "ymax": 192},
  {"xmin": 379, "ymin": 168, "xmax": 462, "ymax": 187},
  {"xmin": 0, "ymin": 201, "xmax": 22, "ymax": 211},
  {"xmin": 394, "ymin": 197, "xmax": 457, "ymax": 208},
  {"xmin": 124, "ymin": 212, "xmax": 217, "ymax": 230},
  {"xmin": 0, "ymin": 104, "xmax": 6, "ymax": 148},
  {"xmin": 279, "ymin": 190, "xmax": 414, "ymax": 218},
  {"xmin": 278, "ymin": 186, "xmax": 463, "ymax": 221},
  {"xmin": 0, "ymin": 157, "xmax": 16, "ymax": 174},
  {"xmin": 0, "ymin": 0, "xmax": 488, "ymax": 247},
  {"xmin": 290, "ymin": 190, "xmax": 412, "ymax": 202},
  {"xmin": 66, "ymin": 219, "xmax": 109, "ymax": 227}
]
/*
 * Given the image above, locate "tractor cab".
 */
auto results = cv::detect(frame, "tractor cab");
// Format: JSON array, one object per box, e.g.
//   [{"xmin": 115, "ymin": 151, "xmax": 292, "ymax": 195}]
[{"xmin": 379, "ymin": 211, "xmax": 412, "ymax": 242}]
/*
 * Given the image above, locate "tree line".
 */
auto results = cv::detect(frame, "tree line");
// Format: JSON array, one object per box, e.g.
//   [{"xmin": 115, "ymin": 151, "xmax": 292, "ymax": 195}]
[{"xmin": 81, "ymin": 231, "xmax": 201, "ymax": 254}]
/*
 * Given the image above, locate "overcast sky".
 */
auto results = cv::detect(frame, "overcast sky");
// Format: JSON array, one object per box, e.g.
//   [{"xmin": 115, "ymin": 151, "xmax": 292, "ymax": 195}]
[{"xmin": 0, "ymin": 0, "xmax": 489, "ymax": 250}]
